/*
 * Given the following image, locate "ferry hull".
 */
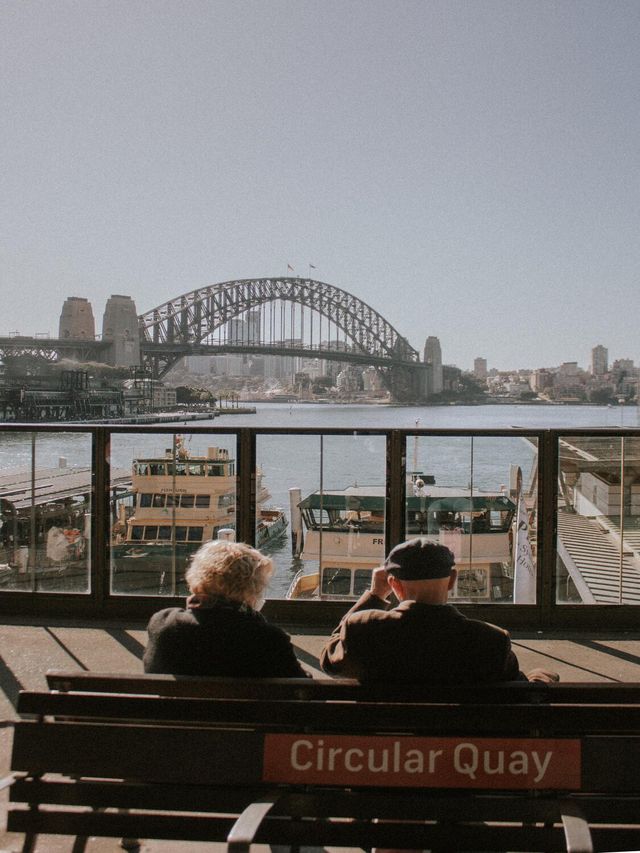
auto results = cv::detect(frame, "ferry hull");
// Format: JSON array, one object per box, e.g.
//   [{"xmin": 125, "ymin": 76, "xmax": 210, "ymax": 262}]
[{"xmin": 112, "ymin": 514, "xmax": 288, "ymax": 595}]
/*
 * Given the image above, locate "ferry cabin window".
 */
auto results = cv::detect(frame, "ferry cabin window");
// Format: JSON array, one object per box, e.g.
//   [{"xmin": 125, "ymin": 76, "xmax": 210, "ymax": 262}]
[
  {"xmin": 174, "ymin": 463, "xmax": 187, "ymax": 476},
  {"xmin": 134, "ymin": 462, "xmax": 149, "ymax": 476},
  {"xmin": 187, "ymin": 527, "xmax": 203, "ymax": 542},
  {"xmin": 321, "ymin": 568, "xmax": 352, "ymax": 597},
  {"xmin": 490, "ymin": 510, "xmax": 513, "ymax": 531},
  {"xmin": 302, "ymin": 508, "xmax": 340, "ymax": 530},
  {"xmin": 131, "ymin": 526, "xmax": 144, "ymax": 541},
  {"xmin": 157, "ymin": 526, "xmax": 172, "ymax": 541},
  {"xmin": 180, "ymin": 495, "xmax": 195, "ymax": 508},
  {"xmin": 188, "ymin": 463, "xmax": 204, "ymax": 476},
  {"xmin": 207, "ymin": 463, "xmax": 225, "ymax": 476},
  {"xmin": 152, "ymin": 494, "xmax": 165, "ymax": 508},
  {"xmin": 144, "ymin": 526, "xmax": 158, "ymax": 540},
  {"xmin": 175, "ymin": 526, "xmax": 187, "ymax": 541},
  {"xmin": 354, "ymin": 569, "xmax": 372, "ymax": 596},
  {"xmin": 140, "ymin": 494, "xmax": 152, "ymax": 508},
  {"xmin": 195, "ymin": 495, "xmax": 211, "ymax": 508},
  {"xmin": 149, "ymin": 463, "xmax": 166, "ymax": 476},
  {"xmin": 456, "ymin": 567, "xmax": 489, "ymax": 598},
  {"xmin": 218, "ymin": 494, "xmax": 235, "ymax": 509}
]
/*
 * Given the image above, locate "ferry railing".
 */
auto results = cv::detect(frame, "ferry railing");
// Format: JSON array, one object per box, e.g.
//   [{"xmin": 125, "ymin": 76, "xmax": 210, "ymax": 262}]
[{"xmin": 0, "ymin": 423, "xmax": 639, "ymax": 633}]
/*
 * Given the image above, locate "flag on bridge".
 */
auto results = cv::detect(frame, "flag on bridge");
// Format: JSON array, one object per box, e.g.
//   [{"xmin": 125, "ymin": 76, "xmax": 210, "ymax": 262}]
[{"xmin": 287, "ymin": 263, "xmax": 294, "ymax": 273}]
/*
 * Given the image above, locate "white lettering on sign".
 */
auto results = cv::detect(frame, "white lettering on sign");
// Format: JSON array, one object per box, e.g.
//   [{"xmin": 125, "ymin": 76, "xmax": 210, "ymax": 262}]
[{"xmin": 264, "ymin": 735, "xmax": 581, "ymax": 790}]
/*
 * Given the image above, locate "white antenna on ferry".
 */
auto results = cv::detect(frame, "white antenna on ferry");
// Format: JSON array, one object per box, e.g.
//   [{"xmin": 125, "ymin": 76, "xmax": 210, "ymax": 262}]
[{"xmin": 413, "ymin": 419, "xmax": 420, "ymax": 473}]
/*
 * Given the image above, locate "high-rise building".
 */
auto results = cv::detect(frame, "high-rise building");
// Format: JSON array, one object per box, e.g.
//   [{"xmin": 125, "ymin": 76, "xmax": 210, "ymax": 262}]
[
  {"xmin": 473, "ymin": 357, "xmax": 488, "ymax": 380},
  {"xmin": 59, "ymin": 297, "xmax": 95, "ymax": 340},
  {"xmin": 423, "ymin": 336, "xmax": 443, "ymax": 395},
  {"xmin": 591, "ymin": 345, "xmax": 608, "ymax": 376},
  {"xmin": 102, "ymin": 295, "xmax": 140, "ymax": 367}
]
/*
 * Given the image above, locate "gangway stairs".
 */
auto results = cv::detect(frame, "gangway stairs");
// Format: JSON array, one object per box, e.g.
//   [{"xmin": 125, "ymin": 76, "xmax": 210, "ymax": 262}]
[{"xmin": 557, "ymin": 509, "xmax": 640, "ymax": 604}]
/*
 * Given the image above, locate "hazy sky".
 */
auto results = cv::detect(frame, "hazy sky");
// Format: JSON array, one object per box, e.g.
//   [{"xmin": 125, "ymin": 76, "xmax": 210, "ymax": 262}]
[{"xmin": 2, "ymin": 0, "xmax": 639, "ymax": 371}]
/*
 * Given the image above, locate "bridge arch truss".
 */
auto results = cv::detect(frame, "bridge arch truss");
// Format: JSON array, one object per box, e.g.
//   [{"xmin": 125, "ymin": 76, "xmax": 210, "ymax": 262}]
[{"xmin": 139, "ymin": 278, "xmax": 422, "ymax": 394}]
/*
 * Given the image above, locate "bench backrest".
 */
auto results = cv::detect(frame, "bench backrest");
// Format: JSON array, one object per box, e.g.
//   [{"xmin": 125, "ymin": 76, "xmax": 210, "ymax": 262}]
[{"xmin": 13, "ymin": 672, "xmax": 640, "ymax": 795}]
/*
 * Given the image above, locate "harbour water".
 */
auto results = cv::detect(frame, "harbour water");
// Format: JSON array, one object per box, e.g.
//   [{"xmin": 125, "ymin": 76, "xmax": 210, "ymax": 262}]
[{"xmin": 0, "ymin": 404, "xmax": 636, "ymax": 597}]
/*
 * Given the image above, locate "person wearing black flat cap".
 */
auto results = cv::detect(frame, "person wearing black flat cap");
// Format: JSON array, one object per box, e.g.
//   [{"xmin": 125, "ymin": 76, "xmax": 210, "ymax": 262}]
[{"xmin": 320, "ymin": 537, "xmax": 558, "ymax": 684}]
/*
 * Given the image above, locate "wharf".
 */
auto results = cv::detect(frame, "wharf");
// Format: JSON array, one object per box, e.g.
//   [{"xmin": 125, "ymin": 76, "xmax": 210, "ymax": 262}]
[
  {"xmin": 85, "ymin": 412, "xmax": 217, "ymax": 424},
  {"xmin": 0, "ymin": 616, "xmax": 640, "ymax": 850}
]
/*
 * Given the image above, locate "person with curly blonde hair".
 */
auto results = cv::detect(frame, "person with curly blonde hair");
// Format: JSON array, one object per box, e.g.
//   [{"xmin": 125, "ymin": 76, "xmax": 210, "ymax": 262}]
[{"xmin": 143, "ymin": 540, "xmax": 308, "ymax": 678}]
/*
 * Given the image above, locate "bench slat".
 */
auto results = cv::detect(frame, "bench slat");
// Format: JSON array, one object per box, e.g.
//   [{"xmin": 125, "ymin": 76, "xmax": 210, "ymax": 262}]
[
  {"xmin": 9, "ymin": 805, "xmax": 640, "ymax": 851},
  {"xmin": 12, "ymin": 721, "xmax": 264, "ymax": 785},
  {"xmin": 17, "ymin": 690, "xmax": 640, "ymax": 734},
  {"xmin": 45, "ymin": 670, "xmax": 640, "ymax": 703},
  {"xmin": 10, "ymin": 777, "xmax": 640, "ymax": 824},
  {"xmin": 11, "ymin": 719, "xmax": 640, "ymax": 792}
]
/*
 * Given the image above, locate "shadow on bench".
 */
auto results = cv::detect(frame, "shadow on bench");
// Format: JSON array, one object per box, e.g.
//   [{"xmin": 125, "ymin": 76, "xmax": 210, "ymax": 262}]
[{"xmin": 3, "ymin": 670, "xmax": 640, "ymax": 852}]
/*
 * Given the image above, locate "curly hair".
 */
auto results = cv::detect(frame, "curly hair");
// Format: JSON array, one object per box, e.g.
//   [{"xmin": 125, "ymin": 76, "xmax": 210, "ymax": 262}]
[{"xmin": 185, "ymin": 540, "xmax": 274, "ymax": 604}]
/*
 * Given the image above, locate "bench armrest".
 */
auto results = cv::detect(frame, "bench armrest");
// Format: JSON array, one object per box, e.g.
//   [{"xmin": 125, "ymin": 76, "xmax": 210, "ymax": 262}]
[
  {"xmin": 560, "ymin": 802, "xmax": 593, "ymax": 853},
  {"xmin": 227, "ymin": 795, "xmax": 280, "ymax": 853},
  {"xmin": 0, "ymin": 773, "xmax": 20, "ymax": 793}
]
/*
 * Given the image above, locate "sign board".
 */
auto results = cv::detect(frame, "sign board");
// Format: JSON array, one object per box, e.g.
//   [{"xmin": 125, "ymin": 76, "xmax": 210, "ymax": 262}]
[{"xmin": 263, "ymin": 734, "xmax": 581, "ymax": 789}]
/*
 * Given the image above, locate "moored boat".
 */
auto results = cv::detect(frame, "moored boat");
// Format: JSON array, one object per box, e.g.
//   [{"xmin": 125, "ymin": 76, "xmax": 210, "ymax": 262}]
[
  {"xmin": 111, "ymin": 438, "xmax": 287, "ymax": 593},
  {"xmin": 286, "ymin": 472, "xmax": 517, "ymax": 601}
]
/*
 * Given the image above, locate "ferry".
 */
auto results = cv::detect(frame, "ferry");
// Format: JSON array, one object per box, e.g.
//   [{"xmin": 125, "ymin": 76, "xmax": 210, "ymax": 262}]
[
  {"xmin": 286, "ymin": 472, "xmax": 517, "ymax": 601},
  {"xmin": 111, "ymin": 438, "xmax": 287, "ymax": 593}
]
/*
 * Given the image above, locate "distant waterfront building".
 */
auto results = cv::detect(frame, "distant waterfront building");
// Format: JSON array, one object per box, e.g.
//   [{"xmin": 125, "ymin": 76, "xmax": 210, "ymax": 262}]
[
  {"xmin": 442, "ymin": 364, "xmax": 462, "ymax": 392},
  {"xmin": 59, "ymin": 297, "xmax": 95, "ymax": 340},
  {"xmin": 473, "ymin": 357, "xmax": 488, "ymax": 381},
  {"xmin": 530, "ymin": 369, "xmax": 553, "ymax": 393},
  {"xmin": 591, "ymin": 345, "xmax": 608, "ymax": 376},
  {"xmin": 612, "ymin": 358, "xmax": 635, "ymax": 372},
  {"xmin": 102, "ymin": 295, "xmax": 140, "ymax": 368},
  {"xmin": 152, "ymin": 384, "xmax": 178, "ymax": 410},
  {"xmin": 362, "ymin": 366, "xmax": 385, "ymax": 394},
  {"xmin": 423, "ymin": 336, "xmax": 443, "ymax": 395}
]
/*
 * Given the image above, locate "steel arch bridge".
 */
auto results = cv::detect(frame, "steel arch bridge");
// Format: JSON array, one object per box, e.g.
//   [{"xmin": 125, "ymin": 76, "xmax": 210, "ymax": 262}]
[{"xmin": 139, "ymin": 277, "xmax": 426, "ymax": 400}]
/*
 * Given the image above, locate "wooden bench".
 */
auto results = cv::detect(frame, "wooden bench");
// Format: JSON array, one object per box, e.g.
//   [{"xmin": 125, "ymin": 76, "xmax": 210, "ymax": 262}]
[{"xmin": 4, "ymin": 670, "xmax": 640, "ymax": 852}]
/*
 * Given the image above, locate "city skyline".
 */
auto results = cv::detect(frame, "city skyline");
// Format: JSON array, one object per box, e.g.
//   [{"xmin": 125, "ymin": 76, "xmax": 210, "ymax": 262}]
[{"xmin": 2, "ymin": 1, "xmax": 639, "ymax": 371}]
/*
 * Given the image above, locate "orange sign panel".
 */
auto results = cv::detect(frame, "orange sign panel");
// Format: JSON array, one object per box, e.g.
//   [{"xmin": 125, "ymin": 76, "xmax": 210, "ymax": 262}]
[{"xmin": 263, "ymin": 734, "xmax": 581, "ymax": 789}]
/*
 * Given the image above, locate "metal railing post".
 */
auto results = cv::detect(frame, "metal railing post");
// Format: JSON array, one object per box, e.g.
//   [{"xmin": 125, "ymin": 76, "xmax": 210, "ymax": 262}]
[
  {"xmin": 237, "ymin": 429, "xmax": 256, "ymax": 546},
  {"xmin": 538, "ymin": 430, "xmax": 559, "ymax": 629},
  {"xmin": 93, "ymin": 427, "xmax": 110, "ymax": 604},
  {"xmin": 385, "ymin": 430, "xmax": 406, "ymax": 554}
]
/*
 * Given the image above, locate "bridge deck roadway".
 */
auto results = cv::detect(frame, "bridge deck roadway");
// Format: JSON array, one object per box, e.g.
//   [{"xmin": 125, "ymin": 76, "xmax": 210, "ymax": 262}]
[{"xmin": 0, "ymin": 616, "xmax": 639, "ymax": 851}]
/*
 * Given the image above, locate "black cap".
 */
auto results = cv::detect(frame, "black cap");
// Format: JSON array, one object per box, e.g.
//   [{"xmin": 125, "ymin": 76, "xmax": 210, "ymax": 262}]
[{"xmin": 384, "ymin": 538, "xmax": 455, "ymax": 580}]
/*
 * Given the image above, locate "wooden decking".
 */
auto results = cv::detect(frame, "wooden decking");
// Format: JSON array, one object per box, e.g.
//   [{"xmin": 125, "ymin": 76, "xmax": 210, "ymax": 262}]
[{"xmin": 1, "ymin": 617, "xmax": 640, "ymax": 851}]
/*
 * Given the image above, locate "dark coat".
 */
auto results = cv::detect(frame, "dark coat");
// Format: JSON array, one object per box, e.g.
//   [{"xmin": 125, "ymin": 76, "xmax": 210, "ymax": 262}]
[
  {"xmin": 320, "ymin": 591, "xmax": 525, "ymax": 683},
  {"xmin": 143, "ymin": 594, "xmax": 308, "ymax": 678}
]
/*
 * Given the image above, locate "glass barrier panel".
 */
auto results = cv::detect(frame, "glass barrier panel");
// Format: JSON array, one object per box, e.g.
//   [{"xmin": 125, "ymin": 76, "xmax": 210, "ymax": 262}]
[
  {"xmin": 556, "ymin": 434, "xmax": 640, "ymax": 604},
  {"xmin": 257, "ymin": 433, "xmax": 386, "ymax": 600},
  {"xmin": 405, "ymin": 434, "xmax": 538, "ymax": 604},
  {"xmin": 109, "ymin": 431, "xmax": 236, "ymax": 596},
  {"xmin": 0, "ymin": 430, "xmax": 92, "ymax": 593}
]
